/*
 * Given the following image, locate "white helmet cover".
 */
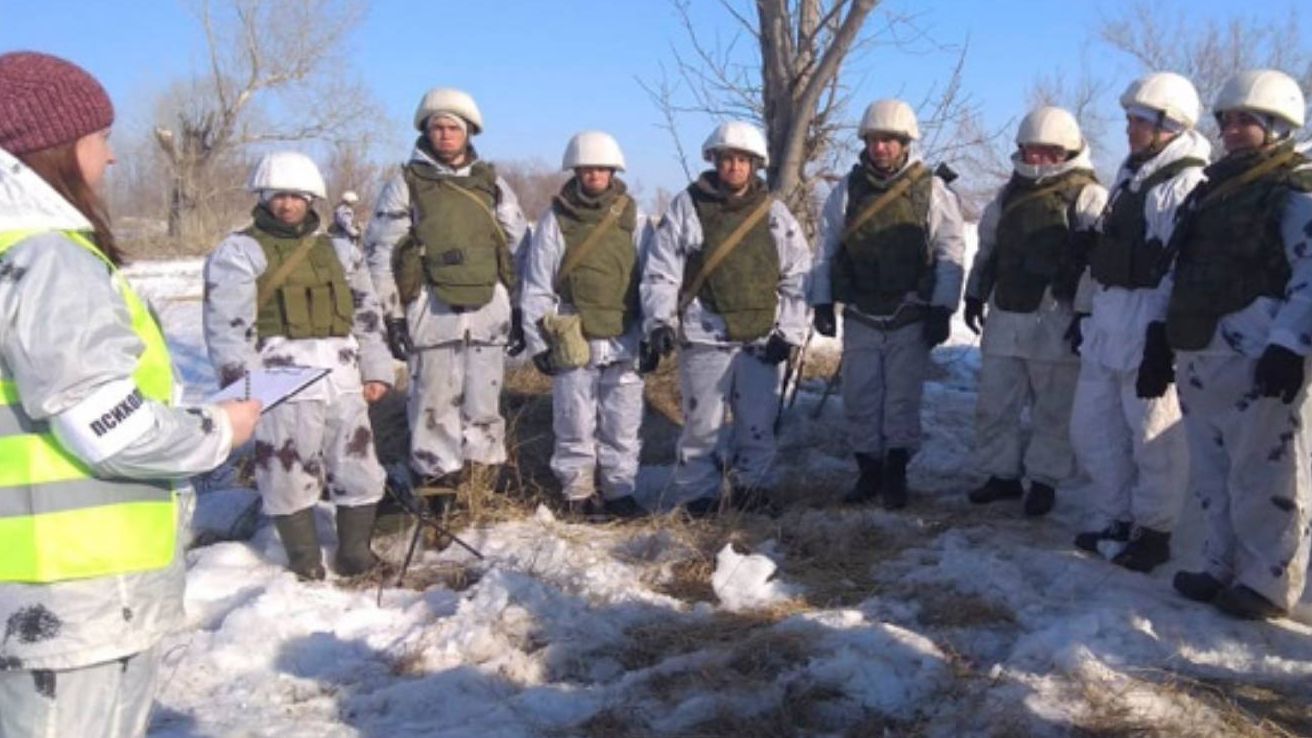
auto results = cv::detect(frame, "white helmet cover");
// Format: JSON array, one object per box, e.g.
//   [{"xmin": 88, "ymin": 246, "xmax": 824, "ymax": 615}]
[
  {"xmin": 414, "ymin": 87, "xmax": 484, "ymax": 134},
  {"xmin": 248, "ymin": 151, "xmax": 326, "ymax": 200},
  {"xmin": 1120, "ymin": 72, "xmax": 1201, "ymax": 129},
  {"xmin": 1213, "ymin": 69, "xmax": 1305, "ymax": 129},
  {"xmin": 1016, "ymin": 106, "xmax": 1084, "ymax": 152},
  {"xmin": 701, "ymin": 121, "xmax": 769, "ymax": 165},
  {"xmin": 859, "ymin": 99, "xmax": 921, "ymax": 140},
  {"xmin": 340, "ymin": 190, "xmax": 359, "ymax": 205},
  {"xmin": 561, "ymin": 131, "xmax": 626, "ymax": 171}
]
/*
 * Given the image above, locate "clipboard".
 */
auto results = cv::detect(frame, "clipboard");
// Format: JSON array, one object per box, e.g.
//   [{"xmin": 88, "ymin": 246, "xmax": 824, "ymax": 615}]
[{"xmin": 205, "ymin": 366, "xmax": 331, "ymax": 413}]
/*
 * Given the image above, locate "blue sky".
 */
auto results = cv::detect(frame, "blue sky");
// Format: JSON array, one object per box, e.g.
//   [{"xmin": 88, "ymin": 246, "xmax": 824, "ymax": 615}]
[{"xmin": 1, "ymin": 0, "xmax": 1303, "ymax": 195}]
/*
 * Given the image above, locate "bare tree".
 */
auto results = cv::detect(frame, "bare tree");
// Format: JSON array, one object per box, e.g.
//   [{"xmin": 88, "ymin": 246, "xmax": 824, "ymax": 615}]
[
  {"xmin": 1100, "ymin": 2, "xmax": 1312, "ymax": 149},
  {"xmin": 645, "ymin": 0, "xmax": 980, "ymax": 236},
  {"xmin": 495, "ymin": 159, "xmax": 570, "ymax": 224},
  {"xmin": 152, "ymin": 0, "xmax": 383, "ymax": 245}
]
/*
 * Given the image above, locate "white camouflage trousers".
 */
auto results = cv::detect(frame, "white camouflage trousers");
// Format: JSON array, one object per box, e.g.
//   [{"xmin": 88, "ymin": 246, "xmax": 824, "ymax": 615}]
[
  {"xmin": 675, "ymin": 343, "xmax": 784, "ymax": 500},
  {"xmin": 0, "ymin": 645, "xmax": 158, "ymax": 738},
  {"xmin": 1070, "ymin": 360, "xmax": 1189, "ymax": 532},
  {"xmin": 841, "ymin": 319, "xmax": 929, "ymax": 455},
  {"xmin": 254, "ymin": 388, "xmax": 385, "ymax": 516},
  {"xmin": 973, "ymin": 354, "xmax": 1080, "ymax": 486},
  {"xmin": 1177, "ymin": 352, "xmax": 1312, "ymax": 611},
  {"xmin": 408, "ymin": 339, "xmax": 507, "ymax": 477},
  {"xmin": 551, "ymin": 361, "xmax": 645, "ymax": 501}
]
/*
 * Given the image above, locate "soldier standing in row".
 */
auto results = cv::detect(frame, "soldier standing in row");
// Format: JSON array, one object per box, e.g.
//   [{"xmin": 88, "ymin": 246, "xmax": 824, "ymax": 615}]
[
  {"xmin": 810, "ymin": 99, "xmax": 966, "ymax": 510},
  {"xmin": 521, "ymin": 132, "xmax": 651, "ymax": 519},
  {"xmin": 641, "ymin": 121, "xmax": 811, "ymax": 516},
  {"xmin": 364, "ymin": 88, "xmax": 529, "ymax": 503}
]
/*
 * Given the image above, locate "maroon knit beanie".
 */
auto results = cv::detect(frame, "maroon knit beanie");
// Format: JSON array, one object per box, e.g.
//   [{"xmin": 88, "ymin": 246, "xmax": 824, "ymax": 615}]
[{"xmin": 0, "ymin": 51, "xmax": 114, "ymax": 156}]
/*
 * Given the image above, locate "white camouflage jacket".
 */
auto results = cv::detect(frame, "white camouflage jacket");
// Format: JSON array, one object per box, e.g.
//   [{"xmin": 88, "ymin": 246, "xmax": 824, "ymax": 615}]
[
  {"xmin": 203, "ymin": 216, "xmax": 394, "ymax": 401},
  {"xmin": 641, "ymin": 178, "xmax": 811, "ymax": 348},
  {"xmin": 966, "ymin": 147, "xmax": 1110, "ymax": 362},
  {"xmin": 0, "ymin": 148, "xmax": 234, "ymax": 671},
  {"xmin": 1076, "ymin": 129, "xmax": 1211, "ymax": 371},
  {"xmin": 521, "ymin": 197, "xmax": 654, "ymax": 365},
  {"xmin": 810, "ymin": 153, "xmax": 967, "ymax": 317},
  {"xmin": 363, "ymin": 144, "xmax": 528, "ymax": 347}
]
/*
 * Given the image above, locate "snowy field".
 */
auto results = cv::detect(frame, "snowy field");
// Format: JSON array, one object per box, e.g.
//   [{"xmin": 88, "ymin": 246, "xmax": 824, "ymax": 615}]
[{"xmin": 121, "ymin": 249, "xmax": 1312, "ymax": 738}]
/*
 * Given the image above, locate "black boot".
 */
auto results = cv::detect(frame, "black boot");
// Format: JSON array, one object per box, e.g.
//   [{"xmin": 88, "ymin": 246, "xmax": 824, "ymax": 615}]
[
  {"xmin": 273, "ymin": 508, "xmax": 325, "ymax": 581},
  {"xmin": 334, "ymin": 504, "xmax": 379, "ymax": 577},
  {"xmin": 1173, "ymin": 570, "xmax": 1223, "ymax": 603},
  {"xmin": 1214, "ymin": 585, "xmax": 1287, "ymax": 620},
  {"xmin": 968, "ymin": 476, "xmax": 1023, "ymax": 504},
  {"xmin": 1074, "ymin": 520, "xmax": 1132, "ymax": 553},
  {"xmin": 603, "ymin": 495, "xmax": 647, "ymax": 520},
  {"xmin": 1111, "ymin": 526, "xmax": 1171, "ymax": 573},
  {"xmin": 565, "ymin": 494, "xmax": 607, "ymax": 521},
  {"xmin": 1024, "ymin": 481, "xmax": 1055, "ymax": 517},
  {"xmin": 415, "ymin": 471, "xmax": 461, "ymax": 517},
  {"xmin": 842, "ymin": 453, "xmax": 882, "ymax": 505},
  {"xmin": 881, "ymin": 449, "xmax": 910, "ymax": 510}
]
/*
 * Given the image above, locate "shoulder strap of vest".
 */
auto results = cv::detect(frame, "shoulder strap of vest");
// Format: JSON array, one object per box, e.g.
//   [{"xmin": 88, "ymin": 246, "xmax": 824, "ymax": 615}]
[
  {"xmin": 678, "ymin": 196, "xmax": 774, "ymax": 314},
  {"xmin": 553, "ymin": 195, "xmax": 631, "ymax": 292},
  {"xmin": 1000, "ymin": 171, "xmax": 1093, "ymax": 220},
  {"xmin": 1199, "ymin": 146, "xmax": 1299, "ymax": 209},
  {"xmin": 255, "ymin": 234, "xmax": 322, "ymax": 312},
  {"xmin": 840, "ymin": 162, "xmax": 929, "ymax": 245},
  {"xmin": 440, "ymin": 179, "xmax": 508, "ymax": 247},
  {"xmin": 1141, "ymin": 156, "xmax": 1207, "ymax": 192}
]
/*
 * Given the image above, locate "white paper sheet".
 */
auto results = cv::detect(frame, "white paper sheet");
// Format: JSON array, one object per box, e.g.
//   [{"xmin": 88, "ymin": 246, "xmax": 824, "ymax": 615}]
[{"xmin": 204, "ymin": 366, "xmax": 330, "ymax": 413}]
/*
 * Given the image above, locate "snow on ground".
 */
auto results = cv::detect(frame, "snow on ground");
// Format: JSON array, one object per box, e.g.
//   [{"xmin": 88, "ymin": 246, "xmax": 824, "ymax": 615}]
[{"xmin": 123, "ymin": 252, "xmax": 1312, "ymax": 738}]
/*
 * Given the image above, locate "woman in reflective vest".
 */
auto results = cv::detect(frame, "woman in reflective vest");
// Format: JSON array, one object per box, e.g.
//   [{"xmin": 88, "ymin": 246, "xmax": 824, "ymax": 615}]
[{"xmin": 0, "ymin": 52, "xmax": 259, "ymax": 738}]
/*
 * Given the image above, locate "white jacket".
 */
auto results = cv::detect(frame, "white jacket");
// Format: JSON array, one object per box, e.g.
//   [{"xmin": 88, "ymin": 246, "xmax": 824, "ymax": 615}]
[
  {"xmin": 966, "ymin": 147, "xmax": 1109, "ymax": 362},
  {"xmin": 641, "ymin": 177, "xmax": 811, "ymax": 348},
  {"xmin": 363, "ymin": 144, "xmax": 528, "ymax": 347},
  {"xmin": 1078, "ymin": 130, "xmax": 1211, "ymax": 371},
  {"xmin": 810, "ymin": 153, "xmax": 966, "ymax": 316},
  {"xmin": 0, "ymin": 148, "xmax": 234, "ymax": 670}
]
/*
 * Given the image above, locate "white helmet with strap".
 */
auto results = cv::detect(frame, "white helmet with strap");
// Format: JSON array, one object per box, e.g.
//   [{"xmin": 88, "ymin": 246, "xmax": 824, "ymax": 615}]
[
  {"xmin": 859, "ymin": 99, "xmax": 921, "ymax": 140},
  {"xmin": 561, "ymin": 131, "xmax": 626, "ymax": 171},
  {"xmin": 340, "ymin": 190, "xmax": 359, "ymax": 205},
  {"xmin": 413, "ymin": 87, "xmax": 484, "ymax": 134},
  {"xmin": 1120, "ymin": 72, "xmax": 1201, "ymax": 130},
  {"xmin": 1214, "ymin": 69, "xmax": 1305, "ymax": 131},
  {"xmin": 701, "ymin": 121, "xmax": 769, "ymax": 165},
  {"xmin": 1016, "ymin": 106, "xmax": 1084, "ymax": 152},
  {"xmin": 248, "ymin": 151, "xmax": 326, "ymax": 200}
]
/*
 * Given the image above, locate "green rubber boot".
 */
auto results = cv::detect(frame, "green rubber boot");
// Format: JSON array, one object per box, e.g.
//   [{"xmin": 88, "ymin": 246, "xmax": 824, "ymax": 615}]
[{"xmin": 273, "ymin": 508, "xmax": 325, "ymax": 581}]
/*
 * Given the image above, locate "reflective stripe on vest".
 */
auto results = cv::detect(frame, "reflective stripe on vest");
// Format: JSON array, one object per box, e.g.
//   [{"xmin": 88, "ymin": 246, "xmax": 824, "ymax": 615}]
[{"xmin": 0, "ymin": 229, "xmax": 177, "ymax": 583}]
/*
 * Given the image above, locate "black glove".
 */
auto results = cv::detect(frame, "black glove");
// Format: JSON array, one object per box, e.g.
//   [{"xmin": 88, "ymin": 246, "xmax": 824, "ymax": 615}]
[
  {"xmin": 964, "ymin": 297, "xmax": 985, "ymax": 335},
  {"xmin": 647, "ymin": 325, "xmax": 677, "ymax": 357},
  {"xmin": 760, "ymin": 332, "xmax": 794, "ymax": 365},
  {"xmin": 531, "ymin": 350, "xmax": 558, "ymax": 377},
  {"xmin": 385, "ymin": 317, "xmax": 413, "ymax": 361},
  {"xmin": 637, "ymin": 341, "xmax": 661, "ymax": 374},
  {"xmin": 1065, "ymin": 312, "xmax": 1088, "ymax": 356},
  {"xmin": 922, "ymin": 306, "xmax": 952, "ymax": 347},
  {"xmin": 1253, "ymin": 344, "xmax": 1306, "ymax": 404},
  {"xmin": 506, "ymin": 308, "xmax": 526, "ymax": 357},
  {"xmin": 1135, "ymin": 321, "xmax": 1174, "ymax": 399},
  {"xmin": 813, "ymin": 304, "xmax": 837, "ymax": 337}
]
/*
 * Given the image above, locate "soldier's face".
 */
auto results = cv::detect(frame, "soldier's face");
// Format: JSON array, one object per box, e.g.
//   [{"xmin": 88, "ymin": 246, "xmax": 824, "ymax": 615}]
[
  {"xmin": 269, "ymin": 193, "xmax": 310, "ymax": 225},
  {"xmin": 1218, "ymin": 110, "xmax": 1267, "ymax": 153},
  {"xmin": 864, "ymin": 134, "xmax": 908, "ymax": 172},
  {"xmin": 1020, "ymin": 145, "xmax": 1066, "ymax": 166},
  {"xmin": 426, "ymin": 117, "xmax": 469, "ymax": 160},
  {"xmin": 1125, "ymin": 115, "xmax": 1172, "ymax": 155},
  {"xmin": 576, "ymin": 167, "xmax": 614, "ymax": 196},
  {"xmin": 715, "ymin": 152, "xmax": 754, "ymax": 193}
]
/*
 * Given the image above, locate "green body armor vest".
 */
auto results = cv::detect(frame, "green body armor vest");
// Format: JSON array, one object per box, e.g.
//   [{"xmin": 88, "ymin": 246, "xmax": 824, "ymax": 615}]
[
  {"xmin": 687, "ymin": 177, "xmax": 780, "ymax": 342},
  {"xmin": 248, "ymin": 227, "xmax": 354, "ymax": 340},
  {"xmin": 991, "ymin": 169, "xmax": 1097, "ymax": 313},
  {"xmin": 1090, "ymin": 157, "xmax": 1204, "ymax": 290},
  {"xmin": 1166, "ymin": 148, "xmax": 1312, "ymax": 350},
  {"xmin": 399, "ymin": 161, "xmax": 514, "ymax": 308},
  {"xmin": 554, "ymin": 184, "xmax": 639, "ymax": 339},
  {"xmin": 831, "ymin": 162, "xmax": 933, "ymax": 316}
]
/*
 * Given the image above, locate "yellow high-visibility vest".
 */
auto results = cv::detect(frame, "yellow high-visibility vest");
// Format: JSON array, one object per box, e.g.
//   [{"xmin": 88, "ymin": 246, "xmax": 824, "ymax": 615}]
[{"xmin": 0, "ymin": 229, "xmax": 177, "ymax": 583}]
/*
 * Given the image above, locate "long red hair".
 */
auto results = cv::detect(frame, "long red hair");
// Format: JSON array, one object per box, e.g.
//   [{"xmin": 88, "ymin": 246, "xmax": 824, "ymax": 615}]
[{"xmin": 18, "ymin": 143, "xmax": 122, "ymax": 265}]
